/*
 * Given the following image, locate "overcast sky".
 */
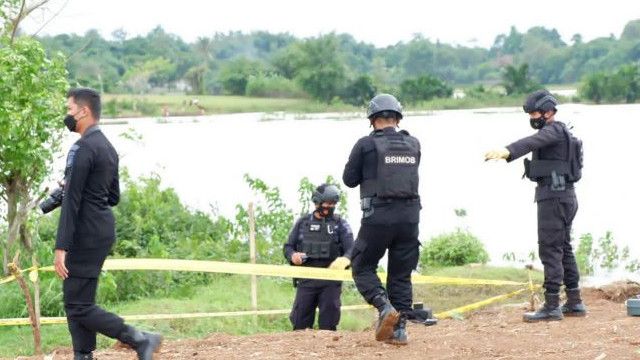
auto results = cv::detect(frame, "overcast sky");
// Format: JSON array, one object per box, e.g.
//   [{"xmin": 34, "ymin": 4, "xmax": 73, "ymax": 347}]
[{"xmin": 20, "ymin": 0, "xmax": 640, "ymax": 48}]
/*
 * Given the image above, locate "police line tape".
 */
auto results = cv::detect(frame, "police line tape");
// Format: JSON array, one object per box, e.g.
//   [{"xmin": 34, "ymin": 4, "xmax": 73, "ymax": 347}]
[
  {"xmin": 0, "ymin": 266, "xmax": 36, "ymax": 285},
  {"xmin": 0, "ymin": 286, "xmax": 538, "ymax": 327},
  {"xmin": 0, "ymin": 259, "xmax": 527, "ymax": 287},
  {"xmin": 435, "ymin": 285, "xmax": 541, "ymax": 319}
]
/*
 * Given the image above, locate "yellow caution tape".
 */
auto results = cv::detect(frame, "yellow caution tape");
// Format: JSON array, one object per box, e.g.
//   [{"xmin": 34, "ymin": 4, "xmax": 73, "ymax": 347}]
[
  {"xmin": 95, "ymin": 259, "xmax": 527, "ymax": 286},
  {"xmin": 0, "ymin": 286, "xmax": 536, "ymax": 327},
  {"xmin": 0, "ymin": 275, "xmax": 17, "ymax": 285},
  {"xmin": 0, "ymin": 259, "xmax": 526, "ymax": 286},
  {"xmin": 0, "ymin": 305, "xmax": 374, "ymax": 326},
  {"xmin": 435, "ymin": 285, "xmax": 540, "ymax": 320},
  {"xmin": 0, "ymin": 266, "xmax": 35, "ymax": 285},
  {"xmin": 28, "ymin": 269, "xmax": 38, "ymax": 283}
]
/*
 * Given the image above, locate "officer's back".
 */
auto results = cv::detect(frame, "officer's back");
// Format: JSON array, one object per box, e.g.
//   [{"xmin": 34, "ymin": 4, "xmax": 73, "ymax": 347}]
[{"xmin": 343, "ymin": 126, "xmax": 421, "ymax": 225}]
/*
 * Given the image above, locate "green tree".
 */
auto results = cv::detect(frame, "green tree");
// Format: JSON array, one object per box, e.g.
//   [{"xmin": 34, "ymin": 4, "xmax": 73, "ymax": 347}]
[
  {"xmin": 185, "ymin": 64, "xmax": 208, "ymax": 95},
  {"xmin": 218, "ymin": 57, "xmax": 263, "ymax": 95},
  {"xmin": 501, "ymin": 63, "xmax": 536, "ymax": 95},
  {"xmin": 0, "ymin": 25, "xmax": 68, "ymax": 272},
  {"xmin": 580, "ymin": 72, "xmax": 607, "ymax": 103},
  {"xmin": 399, "ymin": 75, "xmax": 452, "ymax": 104},
  {"xmin": 122, "ymin": 57, "xmax": 176, "ymax": 92},
  {"xmin": 621, "ymin": 19, "xmax": 640, "ymax": 41},
  {"xmin": 294, "ymin": 34, "xmax": 347, "ymax": 103},
  {"xmin": 491, "ymin": 26, "xmax": 524, "ymax": 55},
  {"xmin": 579, "ymin": 64, "xmax": 640, "ymax": 103},
  {"xmin": 402, "ymin": 36, "xmax": 436, "ymax": 78},
  {"xmin": 340, "ymin": 75, "xmax": 377, "ymax": 106}
]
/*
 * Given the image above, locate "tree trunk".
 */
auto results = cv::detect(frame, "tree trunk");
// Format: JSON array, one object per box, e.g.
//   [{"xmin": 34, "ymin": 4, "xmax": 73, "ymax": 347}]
[
  {"xmin": 32, "ymin": 254, "xmax": 41, "ymax": 343},
  {"xmin": 8, "ymin": 257, "xmax": 42, "ymax": 355},
  {"xmin": 3, "ymin": 183, "xmax": 18, "ymax": 274}
]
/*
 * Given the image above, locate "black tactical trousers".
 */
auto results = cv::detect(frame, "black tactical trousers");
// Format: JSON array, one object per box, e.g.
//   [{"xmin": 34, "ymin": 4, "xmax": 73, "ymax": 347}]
[
  {"xmin": 351, "ymin": 223, "xmax": 420, "ymax": 313},
  {"xmin": 289, "ymin": 283, "xmax": 342, "ymax": 330},
  {"xmin": 63, "ymin": 276, "xmax": 126, "ymax": 353},
  {"xmin": 537, "ymin": 197, "xmax": 580, "ymax": 295}
]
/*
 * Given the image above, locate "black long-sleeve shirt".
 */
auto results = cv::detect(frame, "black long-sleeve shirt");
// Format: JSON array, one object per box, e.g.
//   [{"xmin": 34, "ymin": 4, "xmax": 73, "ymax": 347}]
[
  {"xmin": 55, "ymin": 125, "xmax": 120, "ymax": 277},
  {"xmin": 505, "ymin": 121, "xmax": 575, "ymax": 202}
]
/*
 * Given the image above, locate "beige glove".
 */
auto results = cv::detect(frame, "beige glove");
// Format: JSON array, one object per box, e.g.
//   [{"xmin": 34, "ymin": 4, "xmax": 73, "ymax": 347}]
[
  {"xmin": 329, "ymin": 256, "xmax": 351, "ymax": 270},
  {"xmin": 484, "ymin": 148, "xmax": 510, "ymax": 161}
]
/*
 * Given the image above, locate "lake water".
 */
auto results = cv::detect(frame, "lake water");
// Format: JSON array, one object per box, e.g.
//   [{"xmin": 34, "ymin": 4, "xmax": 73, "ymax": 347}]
[{"xmin": 52, "ymin": 104, "xmax": 640, "ymax": 271}]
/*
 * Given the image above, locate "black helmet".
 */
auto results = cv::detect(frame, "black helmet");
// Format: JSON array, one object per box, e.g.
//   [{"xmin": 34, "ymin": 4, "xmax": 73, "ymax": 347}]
[
  {"xmin": 311, "ymin": 184, "xmax": 340, "ymax": 205},
  {"xmin": 523, "ymin": 89, "xmax": 558, "ymax": 113},
  {"xmin": 367, "ymin": 94, "xmax": 403, "ymax": 120}
]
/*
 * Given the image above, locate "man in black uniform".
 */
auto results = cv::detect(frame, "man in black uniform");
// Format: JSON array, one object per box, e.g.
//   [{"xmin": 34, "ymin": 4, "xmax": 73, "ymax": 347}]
[
  {"xmin": 485, "ymin": 89, "xmax": 587, "ymax": 322},
  {"xmin": 53, "ymin": 88, "xmax": 162, "ymax": 360},
  {"xmin": 283, "ymin": 184, "xmax": 354, "ymax": 331},
  {"xmin": 343, "ymin": 94, "xmax": 422, "ymax": 345}
]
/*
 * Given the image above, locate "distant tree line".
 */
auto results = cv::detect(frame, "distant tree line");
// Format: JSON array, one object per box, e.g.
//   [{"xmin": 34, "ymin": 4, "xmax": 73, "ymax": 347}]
[{"xmin": 36, "ymin": 19, "xmax": 640, "ymax": 104}]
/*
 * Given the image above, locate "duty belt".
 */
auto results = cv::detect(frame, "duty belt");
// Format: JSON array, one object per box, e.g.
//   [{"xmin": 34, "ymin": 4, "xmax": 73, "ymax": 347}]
[{"xmin": 369, "ymin": 197, "xmax": 420, "ymax": 206}]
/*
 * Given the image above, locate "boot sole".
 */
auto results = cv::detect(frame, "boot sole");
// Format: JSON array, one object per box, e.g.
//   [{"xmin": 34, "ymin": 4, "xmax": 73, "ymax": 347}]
[
  {"xmin": 563, "ymin": 312, "xmax": 587, "ymax": 317},
  {"xmin": 522, "ymin": 316, "xmax": 563, "ymax": 323},
  {"xmin": 385, "ymin": 338, "xmax": 408, "ymax": 346},
  {"xmin": 375, "ymin": 310, "xmax": 399, "ymax": 341}
]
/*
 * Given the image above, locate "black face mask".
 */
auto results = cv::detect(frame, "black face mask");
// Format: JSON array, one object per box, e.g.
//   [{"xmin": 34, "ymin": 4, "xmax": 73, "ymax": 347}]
[
  {"xmin": 64, "ymin": 114, "xmax": 78, "ymax": 132},
  {"xmin": 529, "ymin": 115, "xmax": 546, "ymax": 130},
  {"xmin": 316, "ymin": 205, "xmax": 335, "ymax": 218}
]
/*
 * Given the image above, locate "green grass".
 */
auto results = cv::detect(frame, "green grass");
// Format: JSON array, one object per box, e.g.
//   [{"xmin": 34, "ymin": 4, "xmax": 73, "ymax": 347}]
[
  {"xmin": 100, "ymin": 93, "xmax": 571, "ymax": 119},
  {"xmin": 102, "ymin": 94, "xmax": 360, "ymax": 118},
  {"xmin": 0, "ymin": 266, "xmax": 542, "ymax": 358}
]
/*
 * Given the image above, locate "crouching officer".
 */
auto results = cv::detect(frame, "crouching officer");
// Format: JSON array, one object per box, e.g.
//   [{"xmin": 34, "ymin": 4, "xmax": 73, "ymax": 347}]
[
  {"xmin": 283, "ymin": 184, "xmax": 354, "ymax": 331},
  {"xmin": 53, "ymin": 88, "xmax": 162, "ymax": 360},
  {"xmin": 343, "ymin": 94, "xmax": 422, "ymax": 345},
  {"xmin": 485, "ymin": 89, "xmax": 586, "ymax": 322}
]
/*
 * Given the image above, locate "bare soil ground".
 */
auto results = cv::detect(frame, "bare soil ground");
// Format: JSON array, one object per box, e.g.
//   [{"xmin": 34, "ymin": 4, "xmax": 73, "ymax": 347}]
[{"xmin": 17, "ymin": 283, "xmax": 640, "ymax": 360}]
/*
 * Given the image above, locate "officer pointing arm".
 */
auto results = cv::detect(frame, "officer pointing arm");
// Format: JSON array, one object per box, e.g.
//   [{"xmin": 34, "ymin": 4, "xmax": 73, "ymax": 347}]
[{"xmin": 484, "ymin": 89, "xmax": 586, "ymax": 323}]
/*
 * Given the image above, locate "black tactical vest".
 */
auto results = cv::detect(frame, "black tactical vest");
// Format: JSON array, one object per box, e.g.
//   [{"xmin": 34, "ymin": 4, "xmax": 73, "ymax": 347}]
[
  {"xmin": 297, "ymin": 215, "xmax": 340, "ymax": 261},
  {"xmin": 524, "ymin": 123, "xmax": 583, "ymax": 183},
  {"xmin": 360, "ymin": 130, "xmax": 420, "ymax": 199}
]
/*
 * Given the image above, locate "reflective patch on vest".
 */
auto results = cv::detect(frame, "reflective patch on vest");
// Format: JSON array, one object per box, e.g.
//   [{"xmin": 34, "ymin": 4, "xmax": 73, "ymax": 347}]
[
  {"xmin": 384, "ymin": 154, "xmax": 417, "ymax": 165},
  {"xmin": 327, "ymin": 224, "xmax": 335, "ymax": 234},
  {"xmin": 368, "ymin": 134, "xmax": 420, "ymax": 199},
  {"xmin": 299, "ymin": 217, "xmax": 340, "ymax": 260}
]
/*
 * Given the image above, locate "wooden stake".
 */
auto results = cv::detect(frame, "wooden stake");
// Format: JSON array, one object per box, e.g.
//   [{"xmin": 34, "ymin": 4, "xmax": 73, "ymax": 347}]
[
  {"xmin": 8, "ymin": 252, "xmax": 41, "ymax": 355},
  {"xmin": 248, "ymin": 203, "xmax": 258, "ymax": 316}
]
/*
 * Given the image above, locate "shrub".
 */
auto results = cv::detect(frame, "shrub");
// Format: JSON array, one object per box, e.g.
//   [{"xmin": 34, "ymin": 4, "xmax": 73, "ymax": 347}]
[
  {"xmin": 399, "ymin": 75, "xmax": 452, "ymax": 104},
  {"xmin": 245, "ymin": 74, "xmax": 305, "ymax": 98},
  {"xmin": 421, "ymin": 229, "xmax": 489, "ymax": 267}
]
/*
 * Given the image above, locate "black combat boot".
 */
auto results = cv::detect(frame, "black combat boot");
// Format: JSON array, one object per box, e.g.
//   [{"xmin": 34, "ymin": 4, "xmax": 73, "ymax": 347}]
[
  {"xmin": 117, "ymin": 325, "xmax": 162, "ymax": 360},
  {"xmin": 523, "ymin": 292, "xmax": 563, "ymax": 322},
  {"xmin": 561, "ymin": 287, "xmax": 587, "ymax": 317},
  {"xmin": 385, "ymin": 313, "xmax": 408, "ymax": 345},
  {"xmin": 371, "ymin": 294, "xmax": 399, "ymax": 341},
  {"xmin": 74, "ymin": 352, "xmax": 93, "ymax": 360}
]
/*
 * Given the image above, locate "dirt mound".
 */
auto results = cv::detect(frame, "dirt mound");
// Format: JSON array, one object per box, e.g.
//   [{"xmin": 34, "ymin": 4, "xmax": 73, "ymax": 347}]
[
  {"xmin": 584, "ymin": 281, "xmax": 640, "ymax": 302},
  {"xmin": 15, "ymin": 289, "xmax": 640, "ymax": 360}
]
